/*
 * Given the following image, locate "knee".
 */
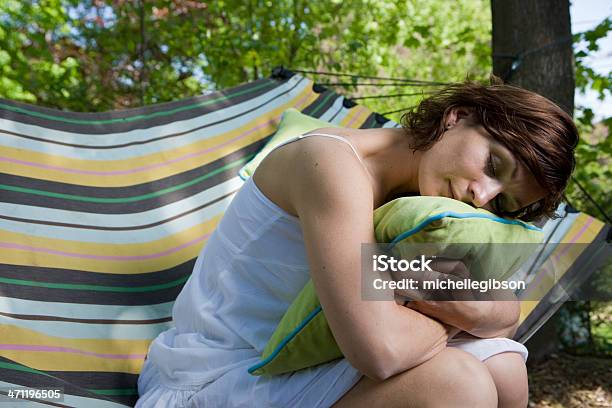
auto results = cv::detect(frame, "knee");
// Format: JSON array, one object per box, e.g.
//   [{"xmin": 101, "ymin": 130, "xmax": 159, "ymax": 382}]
[
  {"xmin": 343, "ymin": 348, "xmax": 498, "ymax": 408},
  {"xmin": 439, "ymin": 348, "xmax": 498, "ymax": 408},
  {"xmin": 485, "ymin": 352, "xmax": 529, "ymax": 408}
]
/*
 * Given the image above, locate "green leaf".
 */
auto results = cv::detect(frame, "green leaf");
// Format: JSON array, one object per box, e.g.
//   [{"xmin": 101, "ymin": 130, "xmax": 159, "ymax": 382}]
[{"xmin": 0, "ymin": 50, "xmax": 10, "ymax": 65}]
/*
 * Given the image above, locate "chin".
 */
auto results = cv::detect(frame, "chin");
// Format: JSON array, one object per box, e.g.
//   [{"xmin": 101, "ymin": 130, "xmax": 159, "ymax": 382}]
[
  {"xmin": 418, "ymin": 187, "xmax": 437, "ymax": 197},
  {"xmin": 418, "ymin": 176, "xmax": 442, "ymax": 198}
]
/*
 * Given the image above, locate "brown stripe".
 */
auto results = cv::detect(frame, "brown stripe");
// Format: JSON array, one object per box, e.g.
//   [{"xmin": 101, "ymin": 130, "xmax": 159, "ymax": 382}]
[
  {"xmin": 0, "ymin": 141, "xmax": 260, "ymax": 216},
  {"xmin": 0, "ymin": 311, "xmax": 172, "ymax": 325},
  {"xmin": 0, "ymin": 281, "xmax": 185, "ymax": 306},
  {"xmin": 0, "ymin": 77, "xmax": 301, "ymax": 136},
  {"xmin": 0, "ymin": 78, "xmax": 284, "ymax": 134},
  {"xmin": 0, "ymin": 189, "xmax": 237, "ymax": 231},
  {"xmin": 0, "ymin": 260, "xmax": 194, "ymax": 286}
]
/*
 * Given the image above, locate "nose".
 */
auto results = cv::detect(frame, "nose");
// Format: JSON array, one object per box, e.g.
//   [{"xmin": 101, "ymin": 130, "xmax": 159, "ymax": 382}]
[{"xmin": 469, "ymin": 176, "xmax": 503, "ymax": 208}]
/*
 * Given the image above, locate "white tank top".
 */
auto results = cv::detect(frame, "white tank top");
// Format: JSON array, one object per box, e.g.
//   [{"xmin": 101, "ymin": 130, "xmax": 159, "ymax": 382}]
[{"xmin": 146, "ymin": 133, "xmax": 364, "ymax": 386}]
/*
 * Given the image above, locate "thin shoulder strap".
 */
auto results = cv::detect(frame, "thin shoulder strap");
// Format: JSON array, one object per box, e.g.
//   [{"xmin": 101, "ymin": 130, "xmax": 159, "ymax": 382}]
[
  {"xmin": 264, "ymin": 132, "xmax": 367, "ymax": 170},
  {"xmin": 297, "ymin": 133, "xmax": 365, "ymax": 165}
]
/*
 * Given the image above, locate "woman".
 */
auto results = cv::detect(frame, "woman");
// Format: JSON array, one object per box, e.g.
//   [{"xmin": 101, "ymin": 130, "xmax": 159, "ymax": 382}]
[{"xmin": 136, "ymin": 80, "xmax": 578, "ymax": 408}]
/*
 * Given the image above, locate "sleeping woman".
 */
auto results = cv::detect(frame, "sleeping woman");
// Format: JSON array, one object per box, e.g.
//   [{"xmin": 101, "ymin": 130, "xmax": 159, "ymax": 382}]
[{"xmin": 136, "ymin": 79, "xmax": 578, "ymax": 408}]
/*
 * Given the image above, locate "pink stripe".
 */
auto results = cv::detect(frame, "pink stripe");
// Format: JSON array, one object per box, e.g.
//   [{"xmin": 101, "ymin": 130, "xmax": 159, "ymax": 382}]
[
  {"xmin": 0, "ymin": 119, "xmax": 276, "ymax": 176},
  {"xmin": 521, "ymin": 217, "xmax": 595, "ymax": 296},
  {"xmin": 0, "ymin": 344, "xmax": 145, "ymax": 360},
  {"xmin": 566, "ymin": 217, "xmax": 594, "ymax": 244},
  {"xmin": 295, "ymin": 93, "xmax": 311, "ymax": 110},
  {"xmin": 345, "ymin": 106, "xmax": 364, "ymax": 128},
  {"xmin": 0, "ymin": 233, "xmax": 210, "ymax": 261},
  {"xmin": 554, "ymin": 217, "xmax": 594, "ymax": 261}
]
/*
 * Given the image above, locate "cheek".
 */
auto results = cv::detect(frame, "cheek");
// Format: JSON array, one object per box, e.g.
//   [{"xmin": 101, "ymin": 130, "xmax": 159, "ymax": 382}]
[
  {"xmin": 522, "ymin": 177, "xmax": 546, "ymax": 204},
  {"xmin": 453, "ymin": 152, "xmax": 486, "ymax": 180},
  {"xmin": 418, "ymin": 157, "xmax": 443, "ymax": 195}
]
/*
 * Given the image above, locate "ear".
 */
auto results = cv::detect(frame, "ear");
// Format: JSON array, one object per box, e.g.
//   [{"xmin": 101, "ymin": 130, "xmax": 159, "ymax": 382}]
[{"xmin": 444, "ymin": 106, "xmax": 474, "ymax": 128}]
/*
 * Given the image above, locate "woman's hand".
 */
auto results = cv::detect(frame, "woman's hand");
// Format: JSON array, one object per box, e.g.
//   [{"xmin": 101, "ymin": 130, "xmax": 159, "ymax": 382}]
[
  {"xmin": 404, "ymin": 300, "xmax": 521, "ymax": 339},
  {"xmin": 390, "ymin": 257, "xmax": 477, "ymax": 301},
  {"xmin": 393, "ymin": 257, "xmax": 521, "ymax": 338}
]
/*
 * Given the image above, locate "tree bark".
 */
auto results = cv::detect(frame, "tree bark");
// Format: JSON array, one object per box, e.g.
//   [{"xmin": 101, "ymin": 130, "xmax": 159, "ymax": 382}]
[
  {"xmin": 491, "ymin": 0, "xmax": 574, "ymax": 115},
  {"xmin": 491, "ymin": 0, "xmax": 576, "ymax": 360}
]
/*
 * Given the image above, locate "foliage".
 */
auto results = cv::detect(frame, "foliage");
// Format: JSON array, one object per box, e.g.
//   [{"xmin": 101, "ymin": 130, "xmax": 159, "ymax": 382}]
[
  {"xmin": 568, "ymin": 17, "xmax": 611, "ymax": 221},
  {"xmin": 590, "ymin": 300, "xmax": 612, "ymax": 355},
  {"xmin": 559, "ymin": 301, "xmax": 593, "ymax": 351},
  {"xmin": 559, "ymin": 299, "xmax": 612, "ymax": 357},
  {"xmin": 0, "ymin": 0, "xmax": 491, "ymax": 112},
  {"xmin": 559, "ymin": 19, "xmax": 611, "ymax": 358}
]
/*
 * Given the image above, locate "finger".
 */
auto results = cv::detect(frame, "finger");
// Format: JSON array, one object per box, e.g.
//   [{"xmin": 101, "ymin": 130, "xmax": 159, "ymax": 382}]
[{"xmin": 429, "ymin": 258, "xmax": 470, "ymax": 278}]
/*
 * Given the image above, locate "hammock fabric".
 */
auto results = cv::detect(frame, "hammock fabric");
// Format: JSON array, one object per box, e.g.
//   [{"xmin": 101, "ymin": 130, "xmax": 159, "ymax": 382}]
[{"xmin": 0, "ymin": 68, "xmax": 609, "ymax": 407}]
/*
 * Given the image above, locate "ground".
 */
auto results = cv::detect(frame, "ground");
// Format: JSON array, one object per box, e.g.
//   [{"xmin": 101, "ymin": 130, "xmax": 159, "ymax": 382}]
[{"xmin": 528, "ymin": 353, "xmax": 612, "ymax": 407}]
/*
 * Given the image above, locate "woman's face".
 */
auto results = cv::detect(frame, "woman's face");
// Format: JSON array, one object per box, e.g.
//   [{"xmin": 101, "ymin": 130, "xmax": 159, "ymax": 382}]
[{"xmin": 417, "ymin": 108, "xmax": 544, "ymax": 215}]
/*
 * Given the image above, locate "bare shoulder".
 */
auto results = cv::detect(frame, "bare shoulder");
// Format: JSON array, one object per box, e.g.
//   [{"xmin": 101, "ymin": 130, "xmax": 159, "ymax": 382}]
[
  {"xmin": 288, "ymin": 136, "xmax": 373, "ymax": 212},
  {"xmin": 253, "ymin": 134, "xmax": 373, "ymax": 218}
]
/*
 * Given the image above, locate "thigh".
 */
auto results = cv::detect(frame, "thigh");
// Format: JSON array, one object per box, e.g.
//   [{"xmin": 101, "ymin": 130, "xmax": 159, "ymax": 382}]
[{"xmin": 332, "ymin": 347, "xmax": 497, "ymax": 408}]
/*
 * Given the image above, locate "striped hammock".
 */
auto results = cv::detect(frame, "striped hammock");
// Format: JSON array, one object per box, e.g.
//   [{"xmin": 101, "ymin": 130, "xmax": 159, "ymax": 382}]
[{"xmin": 0, "ymin": 69, "xmax": 609, "ymax": 407}]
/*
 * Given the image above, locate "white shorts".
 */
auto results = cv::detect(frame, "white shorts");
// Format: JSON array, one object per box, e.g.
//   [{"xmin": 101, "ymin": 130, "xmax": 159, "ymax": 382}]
[
  {"xmin": 136, "ymin": 337, "xmax": 527, "ymax": 408},
  {"xmin": 448, "ymin": 336, "xmax": 528, "ymax": 362}
]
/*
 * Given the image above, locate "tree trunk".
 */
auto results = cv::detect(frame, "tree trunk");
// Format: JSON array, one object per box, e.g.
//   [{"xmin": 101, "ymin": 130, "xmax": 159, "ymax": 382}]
[
  {"xmin": 491, "ymin": 0, "xmax": 574, "ymax": 115},
  {"xmin": 491, "ymin": 0, "xmax": 575, "ymax": 360}
]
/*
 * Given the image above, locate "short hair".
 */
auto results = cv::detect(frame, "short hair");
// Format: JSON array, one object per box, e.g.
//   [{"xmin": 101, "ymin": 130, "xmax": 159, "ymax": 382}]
[{"xmin": 400, "ymin": 78, "xmax": 579, "ymax": 221}]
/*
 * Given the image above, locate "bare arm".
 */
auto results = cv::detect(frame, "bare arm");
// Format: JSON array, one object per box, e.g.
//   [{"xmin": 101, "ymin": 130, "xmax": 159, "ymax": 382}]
[
  {"xmin": 394, "ymin": 259, "xmax": 521, "ymax": 338},
  {"xmin": 406, "ymin": 300, "xmax": 520, "ymax": 338},
  {"xmin": 289, "ymin": 141, "xmax": 455, "ymax": 380}
]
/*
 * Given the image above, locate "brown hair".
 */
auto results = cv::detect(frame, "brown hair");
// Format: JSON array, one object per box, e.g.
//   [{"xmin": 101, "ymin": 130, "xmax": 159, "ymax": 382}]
[{"xmin": 400, "ymin": 78, "xmax": 579, "ymax": 221}]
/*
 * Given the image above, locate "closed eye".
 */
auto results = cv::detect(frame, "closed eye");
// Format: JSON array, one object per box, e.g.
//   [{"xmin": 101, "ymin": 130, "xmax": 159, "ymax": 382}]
[
  {"xmin": 486, "ymin": 153, "xmax": 504, "ymax": 213},
  {"xmin": 486, "ymin": 153, "xmax": 496, "ymax": 178}
]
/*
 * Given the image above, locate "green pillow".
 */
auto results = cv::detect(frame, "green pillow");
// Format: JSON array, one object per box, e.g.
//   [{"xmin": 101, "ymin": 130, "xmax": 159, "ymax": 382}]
[
  {"xmin": 238, "ymin": 108, "xmax": 340, "ymax": 179},
  {"xmin": 374, "ymin": 196, "xmax": 542, "ymax": 281},
  {"xmin": 248, "ymin": 196, "xmax": 543, "ymax": 376}
]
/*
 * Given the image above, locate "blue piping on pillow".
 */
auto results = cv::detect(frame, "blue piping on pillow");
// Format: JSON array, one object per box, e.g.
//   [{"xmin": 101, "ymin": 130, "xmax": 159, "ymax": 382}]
[
  {"xmin": 249, "ymin": 210, "xmax": 541, "ymax": 375},
  {"xmin": 248, "ymin": 305, "xmax": 323, "ymax": 374},
  {"xmin": 390, "ymin": 211, "xmax": 541, "ymax": 246}
]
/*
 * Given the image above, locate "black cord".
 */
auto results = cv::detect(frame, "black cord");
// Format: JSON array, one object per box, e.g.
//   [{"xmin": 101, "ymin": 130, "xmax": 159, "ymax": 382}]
[
  {"xmin": 317, "ymin": 82, "xmax": 440, "ymax": 87},
  {"xmin": 380, "ymin": 106, "xmax": 418, "ymax": 116},
  {"xmin": 521, "ymin": 205, "xmax": 568, "ymax": 286},
  {"xmin": 350, "ymin": 91, "xmax": 438, "ymax": 100},
  {"xmin": 570, "ymin": 176, "xmax": 612, "ymax": 224},
  {"xmin": 289, "ymin": 68, "xmax": 449, "ymax": 86},
  {"xmin": 493, "ymin": 37, "xmax": 573, "ymax": 82}
]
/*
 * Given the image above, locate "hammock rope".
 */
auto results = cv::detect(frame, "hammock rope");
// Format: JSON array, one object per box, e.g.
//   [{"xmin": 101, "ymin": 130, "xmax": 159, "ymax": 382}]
[
  {"xmin": 350, "ymin": 91, "xmax": 438, "ymax": 100},
  {"xmin": 287, "ymin": 68, "xmax": 449, "ymax": 86},
  {"xmin": 570, "ymin": 177, "xmax": 612, "ymax": 224},
  {"xmin": 315, "ymin": 82, "xmax": 442, "ymax": 87}
]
